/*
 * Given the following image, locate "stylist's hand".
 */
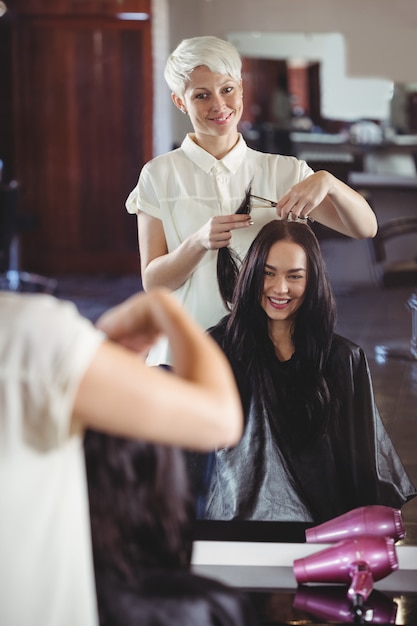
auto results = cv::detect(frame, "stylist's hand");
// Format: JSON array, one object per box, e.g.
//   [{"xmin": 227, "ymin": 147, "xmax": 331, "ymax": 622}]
[
  {"xmin": 276, "ymin": 170, "xmax": 331, "ymax": 221},
  {"xmin": 197, "ymin": 214, "xmax": 252, "ymax": 250},
  {"xmin": 95, "ymin": 289, "xmax": 169, "ymax": 356}
]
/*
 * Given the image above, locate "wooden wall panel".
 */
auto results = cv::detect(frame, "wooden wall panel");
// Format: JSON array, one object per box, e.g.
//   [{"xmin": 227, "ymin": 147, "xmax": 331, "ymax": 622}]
[
  {"xmin": 10, "ymin": 12, "xmax": 152, "ymax": 274},
  {"xmin": 240, "ymin": 58, "xmax": 287, "ymax": 126},
  {"xmin": 8, "ymin": 0, "xmax": 151, "ymax": 17},
  {"xmin": 0, "ymin": 15, "xmax": 14, "ymax": 184}
]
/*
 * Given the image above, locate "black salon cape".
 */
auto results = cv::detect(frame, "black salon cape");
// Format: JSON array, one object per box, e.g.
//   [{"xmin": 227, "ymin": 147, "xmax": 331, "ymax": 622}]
[{"xmin": 206, "ymin": 323, "xmax": 416, "ymax": 523}]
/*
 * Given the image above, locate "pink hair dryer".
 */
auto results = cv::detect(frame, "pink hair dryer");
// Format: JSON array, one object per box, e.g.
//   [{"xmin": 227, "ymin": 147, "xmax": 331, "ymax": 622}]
[
  {"xmin": 293, "ymin": 535, "xmax": 398, "ymax": 605},
  {"xmin": 293, "ymin": 585, "xmax": 398, "ymax": 624},
  {"xmin": 305, "ymin": 505, "xmax": 405, "ymax": 544}
]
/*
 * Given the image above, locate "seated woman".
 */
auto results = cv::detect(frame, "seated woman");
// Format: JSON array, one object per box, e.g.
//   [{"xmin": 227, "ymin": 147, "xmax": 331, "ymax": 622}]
[{"xmin": 206, "ymin": 219, "xmax": 416, "ymax": 523}]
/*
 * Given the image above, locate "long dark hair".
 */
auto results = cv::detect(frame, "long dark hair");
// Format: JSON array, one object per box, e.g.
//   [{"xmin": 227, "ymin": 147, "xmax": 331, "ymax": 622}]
[
  {"xmin": 84, "ymin": 432, "xmax": 259, "ymax": 625},
  {"xmin": 223, "ymin": 219, "xmax": 338, "ymax": 448},
  {"xmin": 84, "ymin": 431, "xmax": 194, "ymax": 584},
  {"xmin": 216, "ymin": 185, "xmax": 252, "ymax": 308}
]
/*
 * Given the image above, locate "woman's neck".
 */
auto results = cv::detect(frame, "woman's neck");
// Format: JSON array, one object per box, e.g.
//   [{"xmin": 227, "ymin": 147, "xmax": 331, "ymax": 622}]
[
  {"xmin": 190, "ymin": 132, "xmax": 240, "ymax": 160},
  {"xmin": 268, "ymin": 320, "xmax": 295, "ymax": 362}
]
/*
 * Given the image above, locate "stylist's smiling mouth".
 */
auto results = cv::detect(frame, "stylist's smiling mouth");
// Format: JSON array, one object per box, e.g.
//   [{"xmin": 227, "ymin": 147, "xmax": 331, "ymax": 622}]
[{"xmin": 210, "ymin": 112, "xmax": 233, "ymax": 124}]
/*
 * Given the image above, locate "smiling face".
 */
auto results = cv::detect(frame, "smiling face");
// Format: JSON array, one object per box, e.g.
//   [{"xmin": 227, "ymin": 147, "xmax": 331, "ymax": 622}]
[
  {"xmin": 261, "ymin": 239, "xmax": 308, "ymax": 327},
  {"xmin": 172, "ymin": 65, "xmax": 243, "ymax": 154}
]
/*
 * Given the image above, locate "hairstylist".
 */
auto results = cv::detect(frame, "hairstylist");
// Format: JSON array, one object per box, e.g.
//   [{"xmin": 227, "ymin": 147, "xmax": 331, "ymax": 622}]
[
  {"xmin": 126, "ymin": 35, "xmax": 378, "ymax": 367},
  {"xmin": 0, "ymin": 288, "xmax": 243, "ymax": 626}
]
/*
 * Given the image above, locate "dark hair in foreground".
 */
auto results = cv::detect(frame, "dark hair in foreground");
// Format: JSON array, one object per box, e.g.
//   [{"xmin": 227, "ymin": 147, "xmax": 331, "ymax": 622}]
[
  {"xmin": 85, "ymin": 432, "xmax": 259, "ymax": 625},
  {"xmin": 85, "ymin": 432, "xmax": 194, "ymax": 580},
  {"xmin": 222, "ymin": 219, "xmax": 338, "ymax": 448}
]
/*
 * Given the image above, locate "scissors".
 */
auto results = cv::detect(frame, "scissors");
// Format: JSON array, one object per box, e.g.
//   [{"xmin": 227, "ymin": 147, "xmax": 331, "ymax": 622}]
[{"xmin": 249, "ymin": 193, "xmax": 312, "ymax": 224}]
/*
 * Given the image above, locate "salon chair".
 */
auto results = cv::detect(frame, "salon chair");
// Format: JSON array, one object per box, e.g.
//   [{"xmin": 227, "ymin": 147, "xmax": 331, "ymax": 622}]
[
  {"xmin": 367, "ymin": 216, "xmax": 417, "ymax": 360},
  {"xmin": 0, "ymin": 181, "xmax": 57, "ymax": 293}
]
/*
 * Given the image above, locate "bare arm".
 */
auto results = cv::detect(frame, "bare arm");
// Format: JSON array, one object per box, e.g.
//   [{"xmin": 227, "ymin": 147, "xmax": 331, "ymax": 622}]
[
  {"xmin": 138, "ymin": 211, "xmax": 252, "ymax": 291},
  {"xmin": 277, "ymin": 170, "xmax": 378, "ymax": 239},
  {"xmin": 72, "ymin": 289, "xmax": 243, "ymax": 451}
]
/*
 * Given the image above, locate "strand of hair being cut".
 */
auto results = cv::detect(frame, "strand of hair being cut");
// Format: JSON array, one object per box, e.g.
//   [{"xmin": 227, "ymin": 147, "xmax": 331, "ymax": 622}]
[{"xmin": 216, "ymin": 184, "xmax": 252, "ymax": 309}]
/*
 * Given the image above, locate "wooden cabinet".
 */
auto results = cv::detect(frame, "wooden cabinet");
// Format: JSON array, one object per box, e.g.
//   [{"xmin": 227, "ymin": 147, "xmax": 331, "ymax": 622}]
[
  {"xmin": 2, "ymin": 1, "xmax": 152, "ymax": 274},
  {"xmin": 7, "ymin": 0, "xmax": 150, "ymax": 17}
]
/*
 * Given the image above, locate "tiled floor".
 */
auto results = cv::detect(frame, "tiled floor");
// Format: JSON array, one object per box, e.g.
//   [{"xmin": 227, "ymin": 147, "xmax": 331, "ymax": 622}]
[{"xmin": 53, "ymin": 271, "xmax": 417, "ymax": 528}]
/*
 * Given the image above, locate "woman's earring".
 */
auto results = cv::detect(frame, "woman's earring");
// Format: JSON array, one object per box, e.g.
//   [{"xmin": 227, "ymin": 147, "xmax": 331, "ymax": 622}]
[{"xmin": 181, "ymin": 108, "xmax": 187, "ymax": 115}]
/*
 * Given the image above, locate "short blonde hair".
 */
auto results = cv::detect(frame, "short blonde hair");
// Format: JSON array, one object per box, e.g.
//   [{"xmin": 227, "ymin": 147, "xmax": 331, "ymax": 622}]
[{"xmin": 164, "ymin": 36, "xmax": 242, "ymax": 97}]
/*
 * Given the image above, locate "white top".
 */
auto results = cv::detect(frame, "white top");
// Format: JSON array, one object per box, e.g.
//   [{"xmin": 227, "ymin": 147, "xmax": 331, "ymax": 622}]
[
  {"xmin": 126, "ymin": 134, "xmax": 313, "ymax": 365},
  {"xmin": 0, "ymin": 293, "xmax": 104, "ymax": 626}
]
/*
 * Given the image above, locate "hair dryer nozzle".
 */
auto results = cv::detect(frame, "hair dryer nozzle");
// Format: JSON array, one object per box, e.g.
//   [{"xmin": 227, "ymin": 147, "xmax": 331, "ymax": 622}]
[{"xmin": 305, "ymin": 506, "xmax": 405, "ymax": 544}]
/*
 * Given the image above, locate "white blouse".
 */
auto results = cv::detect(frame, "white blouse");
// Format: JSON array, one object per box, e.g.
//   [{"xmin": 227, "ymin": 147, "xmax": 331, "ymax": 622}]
[{"xmin": 126, "ymin": 133, "xmax": 313, "ymax": 365}]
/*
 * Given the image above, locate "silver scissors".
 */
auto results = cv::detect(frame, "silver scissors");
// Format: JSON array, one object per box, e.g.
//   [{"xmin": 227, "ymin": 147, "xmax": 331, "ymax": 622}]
[{"xmin": 249, "ymin": 194, "xmax": 312, "ymax": 224}]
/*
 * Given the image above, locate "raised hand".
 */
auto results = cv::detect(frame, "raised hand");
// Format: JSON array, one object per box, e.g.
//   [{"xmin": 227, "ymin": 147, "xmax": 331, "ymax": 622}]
[{"xmin": 276, "ymin": 170, "xmax": 331, "ymax": 222}]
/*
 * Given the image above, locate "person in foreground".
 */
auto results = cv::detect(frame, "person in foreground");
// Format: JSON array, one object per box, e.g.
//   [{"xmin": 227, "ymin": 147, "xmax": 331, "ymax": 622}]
[
  {"xmin": 126, "ymin": 35, "xmax": 378, "ymax": 367},
  {"xmin": 0, "ymin": 288, "xmax": 244, "ymax": 626},
  {"xmin": 205, "ymin": 219, "xmax": 417, "ymax": 522}
]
